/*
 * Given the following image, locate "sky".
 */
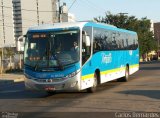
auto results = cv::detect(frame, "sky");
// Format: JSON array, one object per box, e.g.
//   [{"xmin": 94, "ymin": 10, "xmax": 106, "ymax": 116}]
[
  {"xmin": 0, "ymin": 0, "xmax": 160, "ymax": 47},
  {"xmin": 62, "ymin": 0, "xmax": 160, "ymax": 22}
]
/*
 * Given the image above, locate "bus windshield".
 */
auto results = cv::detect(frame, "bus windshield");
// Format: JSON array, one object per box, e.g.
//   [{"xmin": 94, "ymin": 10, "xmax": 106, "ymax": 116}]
[{"xmin": 24, "ymin": 29, "xmax": 80, "ymax": 71}]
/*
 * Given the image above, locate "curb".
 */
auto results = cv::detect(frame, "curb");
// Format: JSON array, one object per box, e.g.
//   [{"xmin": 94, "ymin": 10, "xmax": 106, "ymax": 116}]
[
  {"xmin": 14, "ymin": 78, "xmax": 24, "ymax": 82},
  {"xmin": 0, "ymin": 78, "xmax": 24, "ymax": 83},
  {"xmin": 0, "ymin": 78, "xmax": 24, "ymax": 87},
  {"xmin": 0, "ymin": 80, "xmax": 14, "ymax": 85},
  {"xmin": 0, "ymin": 80, "xmax": 14, "ymax": 89}
]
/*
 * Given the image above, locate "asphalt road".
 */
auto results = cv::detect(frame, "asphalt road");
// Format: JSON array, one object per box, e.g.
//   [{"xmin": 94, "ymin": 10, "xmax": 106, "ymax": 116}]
[{"xmin": 0, "ymin": 61, "xmax": 160, "ymax": 118}]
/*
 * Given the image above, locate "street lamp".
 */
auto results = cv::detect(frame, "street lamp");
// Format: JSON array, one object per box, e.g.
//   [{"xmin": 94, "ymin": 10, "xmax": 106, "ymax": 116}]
[
  {"xmin": 118, "ymin": 13, "xmax": 128, "ymax": 15},
  {"xmin": 58, "ymin": 0, "xmax": 61, "ymax": 22}
]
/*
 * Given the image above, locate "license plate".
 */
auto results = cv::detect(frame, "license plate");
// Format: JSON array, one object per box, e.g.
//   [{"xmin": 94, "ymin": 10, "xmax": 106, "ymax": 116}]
[{"xmin": 44, "ymin": 87, "xmax": 55, "ymax": 91}]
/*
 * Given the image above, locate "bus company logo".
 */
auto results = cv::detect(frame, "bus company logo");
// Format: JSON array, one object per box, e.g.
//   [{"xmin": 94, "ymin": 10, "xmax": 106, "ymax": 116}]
[
  {"xmin": 102, "ymin": 53, "xmax": 112, "ymax": 64},
  {"xmin": 50, "ymin": 73, "xmax": 64, "ymax": 78},
  {"xmin": 36, "ymin": 73, "xmax": 46, "ymax": 78},
  {"xmin": 54, "ymin": 74, "xmax": 64, "ymax": 78}
]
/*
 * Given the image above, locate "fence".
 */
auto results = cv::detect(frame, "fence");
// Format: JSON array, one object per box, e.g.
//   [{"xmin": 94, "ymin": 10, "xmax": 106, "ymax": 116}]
[{"xmin": 0, "ymin": 54, "xmax": 23, "ymax": 73}]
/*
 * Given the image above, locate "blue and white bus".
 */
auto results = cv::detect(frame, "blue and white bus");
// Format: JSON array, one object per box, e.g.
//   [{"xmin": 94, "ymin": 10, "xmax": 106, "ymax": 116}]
[{"xmin": 21, "ymin": 22, "xmax": 139, "ymax": 93}]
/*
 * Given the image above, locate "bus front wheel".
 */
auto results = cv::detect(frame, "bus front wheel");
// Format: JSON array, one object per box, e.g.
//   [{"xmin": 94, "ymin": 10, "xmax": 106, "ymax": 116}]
[{"xmin": 87, "ymin": 73, "xmax": 98, "ymax": 93}]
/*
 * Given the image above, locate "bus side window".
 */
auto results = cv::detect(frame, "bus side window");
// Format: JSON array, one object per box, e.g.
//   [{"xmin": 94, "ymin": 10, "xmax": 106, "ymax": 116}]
[
  {"xmin": 106, "ymin": 31, "xmax": 112, "ymax": 50},
  {"xmin": 133, "ymin": 35, "xmax": 138, "ymax": 50},
  {"xmin": 93, "ymin": 28, "xmax": 98, "ymax": 53},
  {"xmin": 82, "ymin": 27, "xmax": 92, "ymax": 65},
  {"xmin": 125, "ymin": 34, "xmax": 129, "ymax": 49},
  {"xmin": 111, "ymin": 32, "xmax": 117, "ymax": 50}
]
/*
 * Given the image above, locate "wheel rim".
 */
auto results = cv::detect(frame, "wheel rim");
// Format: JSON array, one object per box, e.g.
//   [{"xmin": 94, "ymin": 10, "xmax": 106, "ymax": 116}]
[
  {"xmin": 93, "ymin": 74, "xmax": 97, "ymax": 87},
  {"xmin": 126, "ymin": 67, "xmax": 129, "ymax": 79}
]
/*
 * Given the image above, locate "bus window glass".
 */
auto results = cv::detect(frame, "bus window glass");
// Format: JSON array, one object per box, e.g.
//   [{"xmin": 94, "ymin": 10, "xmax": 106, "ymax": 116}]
[
  {"xmin": 82, "ymin": 26, "xmax": 92, "ymax": 64},
  {"xmin": 24, "ymin": 29, "xmax": 80, "ymax": 70}
]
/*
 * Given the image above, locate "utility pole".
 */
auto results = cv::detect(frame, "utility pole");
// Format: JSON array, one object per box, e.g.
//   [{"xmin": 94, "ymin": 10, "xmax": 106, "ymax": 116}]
[
  {"xmin": 51, "ymin": 0, "xmax": 58, "ymax": 23},
  {"xmin": 36, "ymin": 0, "xmax": 40, "ymax": 25},
  {"xmin": 58, "ymin": 0, "xmax": 61, "ymax": 22},
  {"xmin": 1, "ymin": 0, "xmax": 5, "ymax": 74}
]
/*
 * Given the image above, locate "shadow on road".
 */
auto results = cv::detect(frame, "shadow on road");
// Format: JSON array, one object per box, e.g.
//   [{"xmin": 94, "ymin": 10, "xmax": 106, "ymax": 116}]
[
  {"xmin": 140, "ymin": 66, "xmax": 160, "ymax": 71},
  {"xmin": 0, "ymin": 82, "xmax": 50, "ymax": 99},
  {"xmin": 0, "ymin": 81, "xmax": 123, "ymax": 99},
  {"xmin": 140, "ymin": 60, "xmax": 160, "ymax": 64},
  {"xmin": 140, "ymin": 61, "xmax": 160, "ymax": 70},
  {"xmin": 0, "ymin": 82, "xmax": 91, "ymax": 99},
  {"xmin": 0, "ymin": 90, "xmax": 50, "ymax": 99},
  {"xmin": 119, "ymin": 90, "xmax": 160, "ymax": 100}
]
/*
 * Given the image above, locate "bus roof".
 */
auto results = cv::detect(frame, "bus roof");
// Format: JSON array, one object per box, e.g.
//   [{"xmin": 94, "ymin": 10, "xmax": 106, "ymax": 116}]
[
  {"xmin": 28, "ymin": 21, "xmax": 136, "ymax": 34},
  {"xmin": 28, "ymin": 22, "xmax": 87, "ymax": 31}
]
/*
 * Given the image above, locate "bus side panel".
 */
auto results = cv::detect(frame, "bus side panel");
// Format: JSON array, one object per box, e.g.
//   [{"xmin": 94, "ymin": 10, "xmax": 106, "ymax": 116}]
[
  {"xmin": 99, "ymin": 51, "xmax": 126, "ymax": 84},
  {"xmin": 128, "ymin": 49, "xmax": 139, "ymax": 75},
  {"xmin": 81, "ymin": 54, "xmax": 101, "ymax": 90},
  {"xmin": 81, "ymin": 49, "xmax": 139, "ymax": 90},
  {"xmin": 81, "ymin": 51, "xmax": 125, "ymax": 89}
]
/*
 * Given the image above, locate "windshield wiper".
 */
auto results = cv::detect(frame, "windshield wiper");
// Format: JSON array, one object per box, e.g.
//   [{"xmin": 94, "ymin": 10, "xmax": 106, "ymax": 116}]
[
  {"xmin": 34, "ymin": 60, "xmax": 41, "ymax": 71},
  {"xmin": 24, "ymin": 64, "xmax": 34, "ymax": 68},
  {"xmin": 24, "ymin": 64, "xmax": 36, "ymax": 71},
  {"xmin": 57, "ymin": 59, "xmax": 64, "ymax": 70}
]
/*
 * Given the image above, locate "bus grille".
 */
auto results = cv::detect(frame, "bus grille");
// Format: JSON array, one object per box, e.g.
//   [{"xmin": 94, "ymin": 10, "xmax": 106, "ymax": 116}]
[{"xmin": 33, "ymin": 78, "xmax": 66, "ymax": 83}]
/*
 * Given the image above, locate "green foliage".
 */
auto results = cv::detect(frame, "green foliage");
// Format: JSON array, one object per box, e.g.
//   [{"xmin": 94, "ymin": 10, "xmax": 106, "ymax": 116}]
[{"xmin": 94, "ymin": 12, "xmax": 158, "ymax": 56}]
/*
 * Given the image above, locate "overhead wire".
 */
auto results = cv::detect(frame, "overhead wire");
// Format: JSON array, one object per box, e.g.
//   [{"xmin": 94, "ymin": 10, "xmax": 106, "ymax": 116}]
[
  {"xmin": 0, "ymin": 5, "xmax": 58, "ymax": 13},
  {"xmin": 85, "ymin": 0, "xmax": 106, "ymax": 12},
  {"xmin": 81, "ymin": 0, "xmax": 105, "ymax": 13},
  {"xmin": 0, "ymin": 14, "xmax": 38, "ymax": 22},
  {"xmin": 0, "ymin": 5, "xmax": 55, "ymax": 24},
  {"xmin": 68, "ymin": 0, "xmax": 78, "ymax": 11},
  {"xmin": 0, "ymin": 13, "xmax": 53, "ymax": 25},
  {"xmin": 0, "ymin": 24, "xmax": 29, "ymax": 29}
]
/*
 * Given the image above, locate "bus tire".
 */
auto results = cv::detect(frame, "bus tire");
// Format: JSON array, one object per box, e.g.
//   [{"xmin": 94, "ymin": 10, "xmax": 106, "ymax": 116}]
[
  {"xmin": 87, "ymin": 73, "xmax": 98, "ymax": 93},
  {"xmin": 117, "ymin": 66, "xmax": 129, "ymax": 82}
]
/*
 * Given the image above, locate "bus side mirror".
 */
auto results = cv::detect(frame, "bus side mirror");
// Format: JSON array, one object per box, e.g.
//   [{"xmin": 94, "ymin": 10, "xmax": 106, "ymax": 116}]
[
  {"xmin": 84, "ymin": 35, "xmax": 91, "ymax": 47},
  {"xmin": 17, "ymin": 35, "xmax": 25, "ymax": 52}
]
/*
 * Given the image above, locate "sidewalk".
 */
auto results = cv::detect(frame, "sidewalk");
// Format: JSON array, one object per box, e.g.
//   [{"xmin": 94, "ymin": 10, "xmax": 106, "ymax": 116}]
[{"xmin": 0, "ymin": 73, "xmax": 24, "ymax": 86}]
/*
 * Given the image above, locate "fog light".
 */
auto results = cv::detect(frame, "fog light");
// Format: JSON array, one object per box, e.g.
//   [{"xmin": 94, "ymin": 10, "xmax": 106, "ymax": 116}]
[{"xmin": 70, "ymin": 81, "xmax": 77, "ymax": 88}]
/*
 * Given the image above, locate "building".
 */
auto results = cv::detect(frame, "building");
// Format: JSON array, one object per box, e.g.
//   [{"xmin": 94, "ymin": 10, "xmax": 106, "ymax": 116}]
[
  {"xmin": 0, "ymin": 0, "xmax": 76, "ymax": 71},
  {"xmin": 14, "ymin": 0, "xmax": 59, "ymax": 41},
  {"xmin": 0, "ymin": 0, "xmax": 76, "ymax": 47},
  {"xmin": 60, "ymin": 3, "xmax": 75, "ymax": 22},
  {"xmin": 0, "ymin": 0, "xmax": 14, "ymax": 47},
  {"xmin": 150, "ymin": 20, "xmax": 154, "ymax": 33},
  {"xmin": 61, "ymin": 13, "xmax": 76, "ymax": 22},
  {"xmin": 154, "ymin": 22, "xmax": 160, "ymax": 50},
  {"xmin": 12, "ymin": 0, "xmax": 23, "ymax": 44},
  {"xmin": 0, "ymin": 0, "xmax": 59, "ymax": 47}
]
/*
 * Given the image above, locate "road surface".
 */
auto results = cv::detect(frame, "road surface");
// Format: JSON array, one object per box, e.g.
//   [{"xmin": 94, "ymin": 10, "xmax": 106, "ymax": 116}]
[{"xmin": 0, "ymin": 61, "xmax": 160, "ymax": 118}]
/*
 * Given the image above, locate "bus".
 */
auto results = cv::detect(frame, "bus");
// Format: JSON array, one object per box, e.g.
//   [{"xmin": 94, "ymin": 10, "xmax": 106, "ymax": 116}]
[{"xmin": 20, "ymin": 21, "xmax": 139, "ymax": 93}]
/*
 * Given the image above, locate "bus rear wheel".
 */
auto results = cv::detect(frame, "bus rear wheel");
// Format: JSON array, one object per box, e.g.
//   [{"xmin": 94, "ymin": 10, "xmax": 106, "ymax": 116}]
[
  {"xmin": 117, "ymin": 66, "xmax": 129, "ymax": 82},
  {"xmin": 87, "ymin": 73, "xmax": 98, "ymax": 93}
]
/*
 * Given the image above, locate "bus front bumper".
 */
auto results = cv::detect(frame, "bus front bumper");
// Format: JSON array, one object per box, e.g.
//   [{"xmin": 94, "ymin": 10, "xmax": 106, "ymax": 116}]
[{"xmin": 25, "ymin": 76, "xmax": 80, "ymax": 92}]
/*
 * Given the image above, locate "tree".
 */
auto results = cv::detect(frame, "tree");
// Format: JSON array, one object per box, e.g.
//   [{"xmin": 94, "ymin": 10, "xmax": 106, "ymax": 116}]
[{"xmin": 94, "ymin": 12, "xmax": 158, "ymax": 56}]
